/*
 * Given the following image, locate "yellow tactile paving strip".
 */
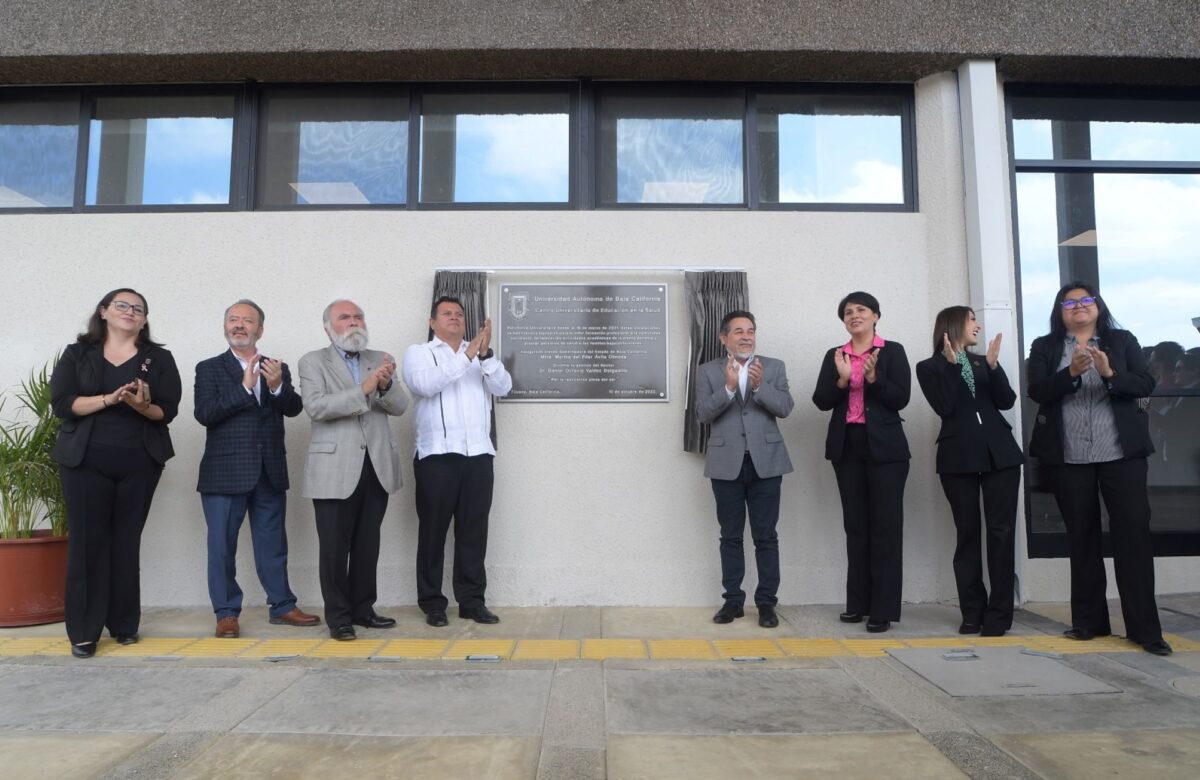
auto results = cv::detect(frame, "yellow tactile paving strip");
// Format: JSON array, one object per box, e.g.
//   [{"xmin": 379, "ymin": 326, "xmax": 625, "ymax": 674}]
[{"xmin": 0, "ymin": 633, "xmax": 1194, "ymax": 660}]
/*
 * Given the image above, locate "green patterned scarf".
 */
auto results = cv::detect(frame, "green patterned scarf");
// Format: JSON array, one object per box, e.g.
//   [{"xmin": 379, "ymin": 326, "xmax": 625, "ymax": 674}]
[{"xmin": 956, "ymin": 351, "xmax": 976, "ymax": 397}]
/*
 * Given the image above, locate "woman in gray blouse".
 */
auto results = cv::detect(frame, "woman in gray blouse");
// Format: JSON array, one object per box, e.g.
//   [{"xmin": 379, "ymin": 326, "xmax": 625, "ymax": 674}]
[{"xmin": 1026, "ymin": 281, "xmax": 1170, "ymax": 656}]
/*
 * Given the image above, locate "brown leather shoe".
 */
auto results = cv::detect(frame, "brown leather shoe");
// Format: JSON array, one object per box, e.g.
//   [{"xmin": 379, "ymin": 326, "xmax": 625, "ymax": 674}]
[
  {"xmin": 269, "ymin": 608, "xmax": 321, "ymax": 627},
  {"xmin": 215, "ymin": 616, "xmax": 240, "ymax": 638}
]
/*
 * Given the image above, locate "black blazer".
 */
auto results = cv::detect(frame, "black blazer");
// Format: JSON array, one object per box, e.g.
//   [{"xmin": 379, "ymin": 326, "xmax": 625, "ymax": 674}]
[
  {"xmin": 915, "ymin": 353, "xmax": 1024, "ymax": 474},
  {"xmin": 194, "ymin": 351, "xmax": 303, "ymax": 494},
  {"xmin": 812, "ymin": 340, "xmax": 911, "ymax": 463},
  {"xmin": 50, "ymin": 341, "xmax": 182, "ymax": 467},
  {"xmin": 1026, "ymin": 328, "xmax": 1155, "ymax": 465}
]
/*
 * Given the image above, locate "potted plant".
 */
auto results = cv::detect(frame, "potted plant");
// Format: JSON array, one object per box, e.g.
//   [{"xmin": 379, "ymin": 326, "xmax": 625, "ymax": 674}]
[{"xmin": 0, "ymin": 359, "xmax": 68, "ymax": 627}]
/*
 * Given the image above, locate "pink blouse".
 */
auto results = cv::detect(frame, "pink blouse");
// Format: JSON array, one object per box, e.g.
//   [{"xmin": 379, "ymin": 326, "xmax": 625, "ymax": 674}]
[{"xmin": 843, "ymin": 334, "xmax": 886, "ymax": 424}]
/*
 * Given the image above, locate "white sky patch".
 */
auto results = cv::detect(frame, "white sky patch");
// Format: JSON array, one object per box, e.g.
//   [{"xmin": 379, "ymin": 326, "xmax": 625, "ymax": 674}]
[
  {"xmin": 458, "ymin": 113, "xmax": 569, "ymax": 195},
  {"xmin": 175, "ymin": 190, "xmax": 226, "ymax": 205},
  {"xmin": 779, "ymin": 159, "xmax": 902, "ymax": 203}
]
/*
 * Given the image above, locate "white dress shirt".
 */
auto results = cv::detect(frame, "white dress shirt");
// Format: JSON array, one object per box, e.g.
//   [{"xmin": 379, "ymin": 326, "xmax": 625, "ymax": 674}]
[
  {"xmin": 724, "ymin": 354, "xmax": 755, "ymax": 400},
  {"xmin": 231, "ymin": 350, "xmax": 282, "ymax": 403},
  {"xmin": 402, "ymin": 336, "xmax": 513, "ymax": 458}
]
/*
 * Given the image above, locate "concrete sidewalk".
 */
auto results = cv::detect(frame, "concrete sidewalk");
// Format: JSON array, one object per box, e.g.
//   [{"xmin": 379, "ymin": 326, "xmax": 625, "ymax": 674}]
[{"xmin": 2, "ymin": 596, "xmax": 1199, "ymax": 779}]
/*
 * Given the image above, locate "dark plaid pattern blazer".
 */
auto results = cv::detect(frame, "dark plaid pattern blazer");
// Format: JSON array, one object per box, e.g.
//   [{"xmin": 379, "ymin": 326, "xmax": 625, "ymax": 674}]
[{"xmin": 194, "ymin": 350, "xmax": 303, "ymax": 494}]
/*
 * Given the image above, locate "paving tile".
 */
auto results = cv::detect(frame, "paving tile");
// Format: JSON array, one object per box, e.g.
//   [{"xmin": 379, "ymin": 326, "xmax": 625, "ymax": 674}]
[
  {"xmin": 239, "ymin": 638, "xmax": 322, "ymax": 658},
  {"xmin": 841, "ymin": 638, "xmax": 907, "ymax": 657},
  {"xmin": 445, "ymin": 639, "xmax": 515, "ymax": 659},
  {"xmin": 993, "ymin": 729, "xmax": 1200, "ymax": 779},
  {"xmin": 0, "ymin": 667, "xmax": 249, "ymax": 731},
  {"xmin": 308, "ymin": 639, "xmax": 385, "ymax": 659},
  {"xmin": 174, "ymin": 733, "xmax": 541, "ymax": 779},
  {"xmin": 608, "ymin": 733, "xmax": 966, "ymax": 779},
  {"xmin": 234, "ymin": 669, "xmax": 551, "ymax": 736},
  {"xmin": 777, "ymin": 638, "xmax": 848, "ymax": 657},
  {"xmin": 96, "ymin": 637, "xmax": 199, "ymax": 657},
  {"xmin": 888, "ymin": 647, "xmax": 1119, "ymax": 697},
  {"xmin": 512, "ymin": 640, "xmax": 579, "ymax": 660},
  {"xmin": 945, "ymin": 653, "xmax": 1200, "ymax": 733},
  {"xmin": 582, "ymin": 639, "xmax": 646, "ymax": 660},
  {"xmin": 173, "ymin": 638, "xmax": 260, "ymax": 657},
  {"xmin": 374, "ymin": 639, "xmax": 449, "ymax": 659},
  {"xmin": 0, "ymin": 731, "xmax": 159, "ymax": 779},
  {"xmin": 648, "ymin": 640, "xmax": 716, "ymax": 660},
  {"xmin": 606, "ymin": 668, "xmax": 908, "ymax": 735},
  {"xmin": 1165, "ymin": 632, "xmax": 1200, "ymax": 652},
  {"xmin": 712, "ymin": 639, "xmax": 784, "ymax": 658}
]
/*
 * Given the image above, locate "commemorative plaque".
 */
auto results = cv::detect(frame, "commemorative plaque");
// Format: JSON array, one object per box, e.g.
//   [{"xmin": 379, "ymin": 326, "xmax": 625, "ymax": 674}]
[{"xmin": 499, "ymin": 284, "xmax": 668, "ymax": 401}]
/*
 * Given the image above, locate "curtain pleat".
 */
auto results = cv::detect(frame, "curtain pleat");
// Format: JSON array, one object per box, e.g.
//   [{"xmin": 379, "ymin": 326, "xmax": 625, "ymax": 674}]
[{"xmin": 683, "ymin": 271, "xmax": 749, "ymax": 453}]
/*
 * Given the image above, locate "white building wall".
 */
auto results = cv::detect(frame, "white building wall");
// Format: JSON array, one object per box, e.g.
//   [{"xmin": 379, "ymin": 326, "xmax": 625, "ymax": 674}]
[{"xmin": 3, "ymin": 72, "xmax": 1193, "ymax": 608}]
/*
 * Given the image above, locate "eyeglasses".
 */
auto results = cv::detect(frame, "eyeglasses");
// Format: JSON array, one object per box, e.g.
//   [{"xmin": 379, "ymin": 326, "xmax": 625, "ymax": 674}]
[
  {"xmin": 1060, "ymin": 296, "xmax": 1096, "ymax": 310},
  {"xmin": 109, "ymin": 300, "xmax": 147, "ymax": 316}
]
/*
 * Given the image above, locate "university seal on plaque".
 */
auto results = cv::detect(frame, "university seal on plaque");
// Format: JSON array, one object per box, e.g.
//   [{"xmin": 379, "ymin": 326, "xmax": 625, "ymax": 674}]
[{"xmin": 509, "ymin": 293, "xmax": 529, "ymax": 320}]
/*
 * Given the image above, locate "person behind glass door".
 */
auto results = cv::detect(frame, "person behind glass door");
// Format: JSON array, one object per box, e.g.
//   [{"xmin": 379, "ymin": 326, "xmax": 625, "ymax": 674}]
[
  {"xmin": 812, "ymin": 292, "xmax": 910, "ymax": 633},
  {"xmin": 1026, "ymin": 281, "xmax": 1171, "ymax": 656},
  {"xmin": 916, "ymin": 307, "xmax": 1023, "ymax": 637},
  {"xmin": 49, "ymin": 288, "xmax": 182, "ymax": 658}
]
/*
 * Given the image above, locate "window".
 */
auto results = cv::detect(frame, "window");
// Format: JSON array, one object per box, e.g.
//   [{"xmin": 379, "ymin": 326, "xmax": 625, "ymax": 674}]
[
  {"xmin": 597, "ymin": 89, "xmax": 745, "ymax": 205},
  {"xmin": 0, "ymin": 97, "xmax": 79, "ymax": 209},
  {"xmin": 419, "ymin": 91, "xmax": 571, "ymax": 205},
  {"xmin": 1010, "ymin": 87, "xmax": 1200, "ymax": 557},
  {"xmin": 756, "ymin": 92, "xmax": 908, "ymax": 206},
  {"xmin": 85, "ymin": 94, "xmax": 235, "ymax": 206},
  {"xmin": 0, "ymin": 81, "xmax": 916, "ymax": 213},
  {"xmin": 258, "ymin": 88, "xmax": 408, "ymax": 206}
]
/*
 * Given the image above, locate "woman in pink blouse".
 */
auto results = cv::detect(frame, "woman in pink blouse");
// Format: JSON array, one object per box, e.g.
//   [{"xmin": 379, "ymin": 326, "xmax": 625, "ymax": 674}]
[{"xmin": 812, "ymin": 291, "xmax": 911, "ymax": 632}]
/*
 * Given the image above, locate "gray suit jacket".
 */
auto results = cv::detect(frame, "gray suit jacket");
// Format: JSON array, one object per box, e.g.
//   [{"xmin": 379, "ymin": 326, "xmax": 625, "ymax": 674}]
[
  {"xmin": 696, "ymin": 355, "xmax": 795, "ymax": 480},
  {"xmin": 299, "ymin": 345, "xmax": 409, "ymax": 499}
]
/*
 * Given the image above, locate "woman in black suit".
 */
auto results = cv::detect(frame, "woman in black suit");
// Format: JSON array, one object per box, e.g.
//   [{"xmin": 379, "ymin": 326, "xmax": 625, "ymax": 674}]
[
  {"xmin": 916, "ymin": 307, "xmax": 1023, "ymax": 637},
  {"xmin": 1027, "ymin": 281, "xmax": 1170, "ymax": 656},
  {"xmin": 50, "ymin": 288, "xmax": 181, "ymax": 658},
  {"xmin": 812, "ymin": 292, "xmax": 910, "ymax": 632}
]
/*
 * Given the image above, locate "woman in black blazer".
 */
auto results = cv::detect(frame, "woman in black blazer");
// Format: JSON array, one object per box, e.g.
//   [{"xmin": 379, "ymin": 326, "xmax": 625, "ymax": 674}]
[
  {"xmin": 916, "ymin": 307, "xmax": 1023, "ymax": 637},
  {"xmin": 49, "ymin": 288, "xmax": 181, "ymax": 658},
  {"xmin": 812, "ymin": 291, "xmax": 910, "ymax": 632},
  {"xmin": 1027, "ymin": 281, "xmax": 1170, "ymax": 656}
]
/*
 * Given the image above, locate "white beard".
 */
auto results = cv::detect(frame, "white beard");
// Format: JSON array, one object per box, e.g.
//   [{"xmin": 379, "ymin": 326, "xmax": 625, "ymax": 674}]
[{"xmin": 328, "ymin": 325, "xmax": 369, "ymax": 352}]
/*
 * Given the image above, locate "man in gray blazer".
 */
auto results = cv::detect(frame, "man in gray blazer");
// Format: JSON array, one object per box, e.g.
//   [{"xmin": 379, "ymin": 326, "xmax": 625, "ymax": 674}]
[
  {"xmin": 299, "ymin": 299, "xmax": 408, "ymax": 640},
  {"xmin": 696, "ymin": 310, "xmax": 794, "ymax": 627}
]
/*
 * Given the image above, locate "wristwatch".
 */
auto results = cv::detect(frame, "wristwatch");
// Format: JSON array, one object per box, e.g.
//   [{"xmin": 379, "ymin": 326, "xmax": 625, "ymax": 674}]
[{"xmin": 479, "ymin": 348, "xmax": 494, "ymax": 361}]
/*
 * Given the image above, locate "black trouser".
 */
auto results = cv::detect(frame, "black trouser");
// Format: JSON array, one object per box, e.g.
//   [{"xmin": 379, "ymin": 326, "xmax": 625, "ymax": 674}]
[
  {"xmin": 831, "ymin": 424, "xmax": 908, "ymax": 622},
  {"xmin": 414, "ymin": 453, "xmax": 494, "ymax": 613},
  {"xmin": 939, "ymin": 466, "xmax": 1020, "ymax": 632},
  {"xmin": 312, "ymin": 454, "xmax": 388, "ymax": 629},
  {"xmin": 1053, "ymin": 457, "xmax": 1162, "ymax": 643},
  {"xmin": 59, "ymin": 443, "xmax": 162, "ymax": 645},
  {"xmin": 710, "ymin": 452, "xmax": 781, "ymax": 607}
]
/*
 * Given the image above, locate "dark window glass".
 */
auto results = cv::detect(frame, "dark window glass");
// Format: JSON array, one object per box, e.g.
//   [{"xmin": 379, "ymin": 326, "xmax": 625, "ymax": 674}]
[
  {"xmin": 597, "ymin": 91, "xmax": 744, "ymax": 205},
  {"xmin": 756, "ymin": 93, "xmax": 905, "ymax": 204},
  {"xmin": 419, "ymin": 92, "xmax": 570, "ymax": 204},
  {"xmin": 0, "ymin": 98, "xmax": 79, "ymax": 208},
  {"xmin": 258, "ymin": 89, "xmax": 408, "ymax": 206},
  {"xmin": 85, "ymin": 95, "xmax": 235, "ymax": 206}
]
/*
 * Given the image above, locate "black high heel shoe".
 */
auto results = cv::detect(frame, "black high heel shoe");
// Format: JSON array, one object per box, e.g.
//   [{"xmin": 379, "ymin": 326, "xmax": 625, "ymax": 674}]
[{"xmin": 71, "ymin": 642, "xmax": 97, "ymax": 659}]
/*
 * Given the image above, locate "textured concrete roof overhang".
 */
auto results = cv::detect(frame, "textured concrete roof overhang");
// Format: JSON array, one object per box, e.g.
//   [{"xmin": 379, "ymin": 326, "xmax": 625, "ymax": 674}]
[{"xmin": 1, "ymin": 1, "xmax": 1198, "ymax": 86}]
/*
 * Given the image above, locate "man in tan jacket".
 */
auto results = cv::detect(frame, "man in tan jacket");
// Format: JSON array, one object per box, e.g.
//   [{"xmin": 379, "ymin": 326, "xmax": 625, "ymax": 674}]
[{"xmin": 299, "ymin": 299, "xmax": 407, "ymax": 640}]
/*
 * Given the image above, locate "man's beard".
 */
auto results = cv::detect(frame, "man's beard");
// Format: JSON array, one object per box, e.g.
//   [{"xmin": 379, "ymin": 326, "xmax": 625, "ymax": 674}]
[
  {"xmin": 329, "ymin": 325, "xmax": 369, "ymax": 352},
  {"xmin": 226, "ymin": 332, "xmax": 255, "ymax": 349}
]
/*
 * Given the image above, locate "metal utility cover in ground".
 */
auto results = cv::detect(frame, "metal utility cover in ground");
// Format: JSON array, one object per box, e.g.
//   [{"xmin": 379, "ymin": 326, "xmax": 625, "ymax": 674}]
[{"xmin": 887, "ymin": 647, "xmax": 1120, "ymax": 697}]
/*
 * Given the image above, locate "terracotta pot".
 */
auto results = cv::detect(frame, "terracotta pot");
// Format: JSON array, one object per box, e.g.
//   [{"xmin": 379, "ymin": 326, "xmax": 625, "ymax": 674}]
[{"xmin": 0, "ymin": 530, "xmax": 68, "ymax": 627}]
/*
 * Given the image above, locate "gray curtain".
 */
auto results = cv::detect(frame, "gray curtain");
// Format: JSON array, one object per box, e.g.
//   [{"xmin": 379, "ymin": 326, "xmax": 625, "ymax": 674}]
[
  {"xmin": 684, "ymin": 271, "xmax": 749, "ymax": 453},
  {"xmin": 429, "ymin": 270, "xmax": 497, "ymax": 449}
]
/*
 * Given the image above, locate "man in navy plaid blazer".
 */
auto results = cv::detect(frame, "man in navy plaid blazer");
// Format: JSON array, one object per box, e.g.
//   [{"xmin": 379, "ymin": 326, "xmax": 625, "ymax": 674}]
[{"xmin": 195, "ymin": 300, "xmax": 320, "ymax": 638}]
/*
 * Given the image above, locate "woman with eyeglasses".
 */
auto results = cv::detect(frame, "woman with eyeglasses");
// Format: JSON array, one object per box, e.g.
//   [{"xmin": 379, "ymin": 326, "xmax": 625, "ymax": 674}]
[
  {"xmin": 916, "ymin": 307, "xmax": 1023, "ymax": 637},
  {"xmin": 812, "ymin": 291, "xmax": 911, "ymax": 633},
  {"xmin": 1027, "ymin": 281, "xmax": 1170, "ymax": 656},
  {"xmin": 50, "ymin": 288, "xmax": 181, "ymax": 658}
]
